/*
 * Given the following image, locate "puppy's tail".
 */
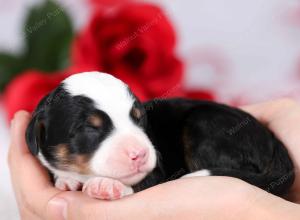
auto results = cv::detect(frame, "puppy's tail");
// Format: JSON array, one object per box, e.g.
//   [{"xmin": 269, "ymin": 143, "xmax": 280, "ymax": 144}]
[{"xmin": 208, "ymin": 168, "xmax": 295, "ymax": 196}]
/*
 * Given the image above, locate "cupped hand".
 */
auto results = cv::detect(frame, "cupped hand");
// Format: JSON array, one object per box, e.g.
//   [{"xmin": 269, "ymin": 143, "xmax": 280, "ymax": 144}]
[{"xmin": 7, "ymin": 101, "xmax": 300, "ymax": 220}]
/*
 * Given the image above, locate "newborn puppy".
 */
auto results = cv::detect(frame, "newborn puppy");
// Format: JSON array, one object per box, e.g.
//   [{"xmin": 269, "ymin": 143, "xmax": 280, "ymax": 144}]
[{"xmin": 26, "ymin": 72, "xmax": 294, "ymax": 200}]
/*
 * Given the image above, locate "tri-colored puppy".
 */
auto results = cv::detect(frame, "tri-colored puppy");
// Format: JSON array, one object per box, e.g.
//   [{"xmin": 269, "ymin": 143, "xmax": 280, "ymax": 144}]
[{"xmin": 26, "ymin": 72, "xmax": 294, "ymax": 200}]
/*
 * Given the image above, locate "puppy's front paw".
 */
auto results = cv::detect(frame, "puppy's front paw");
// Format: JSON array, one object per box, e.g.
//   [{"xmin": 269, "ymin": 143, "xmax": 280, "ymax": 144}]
[
  {"xmin": 55, "ymin": 177, "xmax": 82, "ymax": 191},
  {"xmin": 82, "ymin": 177, "xmax": 133, "ymax": 200}
]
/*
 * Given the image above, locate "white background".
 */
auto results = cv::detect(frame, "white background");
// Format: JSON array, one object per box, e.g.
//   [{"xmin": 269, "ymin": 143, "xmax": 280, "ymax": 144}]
[{"xmin": 1, "ymin": 0, "xmax": 300, "ymax": 219}]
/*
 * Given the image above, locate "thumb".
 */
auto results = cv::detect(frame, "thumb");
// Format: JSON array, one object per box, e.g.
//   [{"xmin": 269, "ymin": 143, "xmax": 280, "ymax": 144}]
[{"xmin": 47, "ymin": 191, "xmax": 115, "ymax": 220}]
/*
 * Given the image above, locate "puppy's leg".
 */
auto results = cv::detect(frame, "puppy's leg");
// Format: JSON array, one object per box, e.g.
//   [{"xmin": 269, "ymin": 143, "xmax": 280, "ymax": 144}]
[
  {"xmin": 181, "ymin": 169, "xmax": 211, "ymax": 178},
  {"xmin": 55, "ymin": 177, "xmax": 82, "ymax": 191},
  {"xmin": 82, "ymin": 177, "xmax": 133, "ymax": 200}
]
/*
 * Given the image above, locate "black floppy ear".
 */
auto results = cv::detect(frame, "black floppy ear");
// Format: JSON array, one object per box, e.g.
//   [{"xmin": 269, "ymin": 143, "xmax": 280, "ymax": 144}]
[{"xmin": 25, "ymin": 113, "xmax": 46, "ymax": 156}]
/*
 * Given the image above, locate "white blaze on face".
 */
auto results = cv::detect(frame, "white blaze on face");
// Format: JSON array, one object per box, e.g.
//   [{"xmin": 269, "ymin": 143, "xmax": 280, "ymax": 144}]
[{"xmin": 63, "ymin": 72, "xmax": 157, "ymax": 185}]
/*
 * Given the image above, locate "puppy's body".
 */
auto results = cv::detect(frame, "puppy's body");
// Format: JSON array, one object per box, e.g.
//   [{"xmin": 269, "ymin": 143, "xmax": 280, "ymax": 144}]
[
  {"xmin": 26, "ymin": 72, "xmax": 294, "ymax": 199},
  {"xmin": 135, "ymin": 99, "xmax": 294, "ymax": 195}
]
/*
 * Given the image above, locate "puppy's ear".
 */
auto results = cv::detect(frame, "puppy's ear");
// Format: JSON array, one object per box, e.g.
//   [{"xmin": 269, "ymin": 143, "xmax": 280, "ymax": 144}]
[{"xmin": 26, "ymin": 113, "xmax": 46, "ymax": 156}]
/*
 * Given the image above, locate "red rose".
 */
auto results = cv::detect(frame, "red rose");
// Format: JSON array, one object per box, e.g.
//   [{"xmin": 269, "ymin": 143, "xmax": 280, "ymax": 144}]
[
  {"xmin": 183, "ymin": 90, "xmax": 215, "ymax": 101},
  {"xmin": 3, "ymin": 70, "xmax": 72, "ymax": 120},
  {"xmin": 89, "ymin": 0, "xmax": 130, "ymax": 8},
  {"xmin": 72, "ymin": 2, "xmax": 184, "ymax": 100}
]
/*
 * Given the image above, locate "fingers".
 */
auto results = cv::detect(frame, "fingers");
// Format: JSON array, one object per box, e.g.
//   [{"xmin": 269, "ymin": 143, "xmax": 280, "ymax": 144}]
[
  {"xmin": 7, "ymin": 111, "xmax": 62, "ymax": 219},
  {"xmin": 8, "ymin": 111, "xmax": 31, "ymax": 159},
  {"xmin": 48, "ymin": 192, "xmax": 112, "ymax": 220}
]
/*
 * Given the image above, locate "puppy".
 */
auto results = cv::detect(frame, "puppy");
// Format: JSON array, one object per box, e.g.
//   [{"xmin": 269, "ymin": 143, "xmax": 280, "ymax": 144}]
[{"xmin": 26, "ymin": 71, "xmax": 294, "ymax": 200}]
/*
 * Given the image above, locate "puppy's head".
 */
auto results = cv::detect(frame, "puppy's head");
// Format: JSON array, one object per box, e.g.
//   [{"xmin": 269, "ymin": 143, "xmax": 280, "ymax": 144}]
[{"xmin": 26, "ymin": 72, "xmax": 157, "ymax": 185}]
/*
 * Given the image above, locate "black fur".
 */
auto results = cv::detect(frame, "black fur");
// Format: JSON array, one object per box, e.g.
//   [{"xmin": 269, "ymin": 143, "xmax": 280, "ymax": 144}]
[
  {"xmin": 26, "ymin": 84, "xmax": 114, "ymax": 170},
  {"xmin": 134, "ymin": 98, "xmax": 295, "ymax": 196}
]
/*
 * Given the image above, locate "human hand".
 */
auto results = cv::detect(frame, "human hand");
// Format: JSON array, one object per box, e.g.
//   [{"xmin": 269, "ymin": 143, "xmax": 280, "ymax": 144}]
[{"xmin": 7, "ymin": 107, "xmax": 300, "ymax": 220}]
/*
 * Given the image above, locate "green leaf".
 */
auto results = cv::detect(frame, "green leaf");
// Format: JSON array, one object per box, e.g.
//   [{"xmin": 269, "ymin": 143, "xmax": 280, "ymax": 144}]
[
  {"xmin": 0, "ymin": 54, "xmax": 25, "ymax": 91},
  {"xmin": 23, "ymin": 0, "xmax": 74, "ymax": 72}
]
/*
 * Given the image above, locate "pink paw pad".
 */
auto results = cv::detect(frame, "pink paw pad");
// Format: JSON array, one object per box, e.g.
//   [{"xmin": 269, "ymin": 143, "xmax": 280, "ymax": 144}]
[
  {"xmin": 83, "ymin": 177, "xmax": 133, "ymax": 200},
  {"xmin": 55, "ymin": 177, "xmax": 82, "ymax": 191}
]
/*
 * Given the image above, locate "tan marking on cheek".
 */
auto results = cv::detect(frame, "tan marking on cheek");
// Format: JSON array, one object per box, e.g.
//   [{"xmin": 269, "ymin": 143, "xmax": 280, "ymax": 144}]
[
  {"xmin": 88, "ymin": 114, "xmax": 103, "ymax": 127},
  {"xmin": 54, "ymin": 144, "xmax": 93, "ymax": 175},
  {"xmin": 70, "ymin": 155, "xmax": 93, "ymax": 175},
  {"xmin": 54, "ymin": 144, "xmax": 71, "ymax": 170}
]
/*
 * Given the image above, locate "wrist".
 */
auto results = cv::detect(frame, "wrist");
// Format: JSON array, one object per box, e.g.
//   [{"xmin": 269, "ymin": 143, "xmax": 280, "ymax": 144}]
[{"xmin": 245, "ymin": 191, "xmax": 300, "ymax": 220}]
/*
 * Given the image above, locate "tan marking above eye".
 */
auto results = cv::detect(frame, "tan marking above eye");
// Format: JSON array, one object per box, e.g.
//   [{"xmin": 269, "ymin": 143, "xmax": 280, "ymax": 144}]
[
  {"xmin": 71, "ymin": 155, "xmax": 92, "ymax": 175},
  {"xmin": 132, "ymin": 107, "xmax": 142, "ymax": 119},
  {"xmin": 88, "ymin": 114, "xmax": 103, "ymax": 127}
]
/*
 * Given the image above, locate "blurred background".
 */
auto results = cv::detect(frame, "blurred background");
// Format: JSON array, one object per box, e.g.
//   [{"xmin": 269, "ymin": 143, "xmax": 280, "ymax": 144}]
[{"xmin": 0, "ymin": 0, "xmax": 300, "ymax": 218}]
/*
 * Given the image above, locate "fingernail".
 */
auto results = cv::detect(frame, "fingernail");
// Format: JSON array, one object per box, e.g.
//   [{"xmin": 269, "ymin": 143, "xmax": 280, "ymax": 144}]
[{"xmin": 48, "ymin": 198, "xmax": 67, "ymax": 220}]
